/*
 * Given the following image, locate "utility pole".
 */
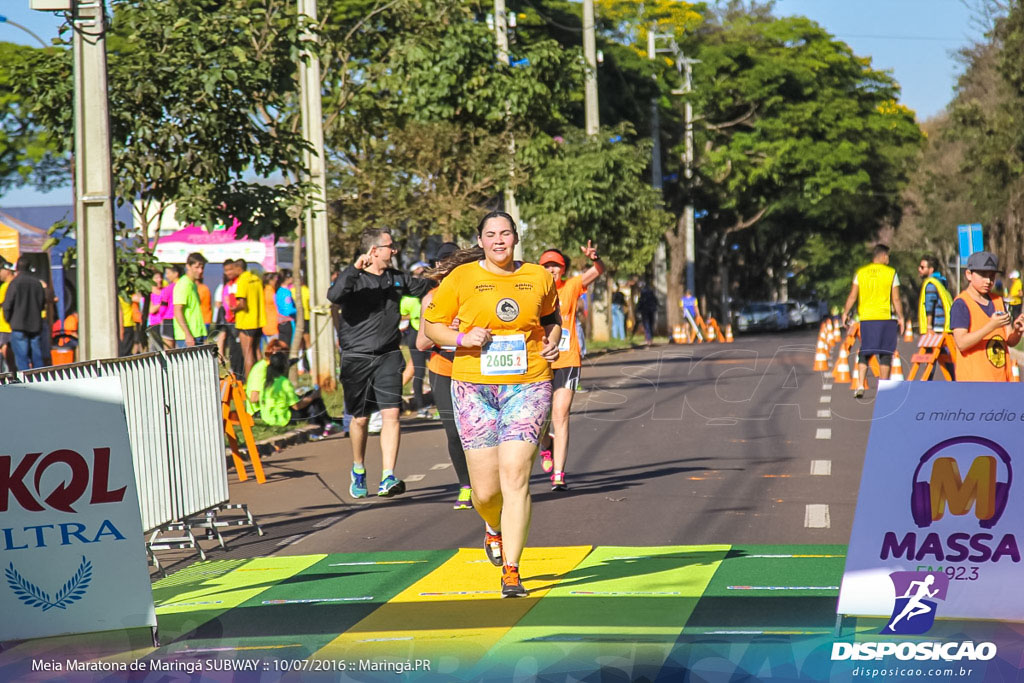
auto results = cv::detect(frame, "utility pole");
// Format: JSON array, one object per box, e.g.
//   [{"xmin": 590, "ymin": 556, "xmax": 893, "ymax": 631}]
[
  {"xmin": 682, "ymin": 55, "xmax": 697, "ymax": 296},
  {"xmin": 581, "ymin": 0, "xmax": 611, "ymax": 341},
  {"xmin": 648, "ymin": 28, "xmax": 668, "ymax": 334},
  {"xmin": 297, "ymin": 0, "xmax": 336, "ymax": 390},
  {"xmin": 71, "ymin": 0, "xmax": 117, "ymax": 360},
  {"xmin": 493, "ymin": 0, "xmax": 522, "ymax": 258},
  {"xmin": 583, "ymin": 0, "xmax": 599, "ymax": 137}
]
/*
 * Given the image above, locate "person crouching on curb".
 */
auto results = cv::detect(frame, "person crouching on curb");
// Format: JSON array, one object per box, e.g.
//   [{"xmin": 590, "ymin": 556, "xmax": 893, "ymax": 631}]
[{"xmin": 950, "ymin": 251, "xmax": 1024, "ymax": 382}]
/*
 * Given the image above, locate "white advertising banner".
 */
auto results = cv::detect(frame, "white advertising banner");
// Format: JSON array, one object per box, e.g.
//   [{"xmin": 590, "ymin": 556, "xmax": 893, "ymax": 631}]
[
  {"xmin": 0, "ymin": 378, "xmax": 156, "ymax": 641},
  {"xmin": 838, "ymin": 380, "xmax": 1024, "ymax": 621}
]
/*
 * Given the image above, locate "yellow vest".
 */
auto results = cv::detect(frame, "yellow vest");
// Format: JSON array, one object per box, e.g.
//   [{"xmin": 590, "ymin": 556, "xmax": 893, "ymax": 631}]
[
  {"xmin": 918, "ymin": 276, "xmax": 952, "ymax": 333},
  {"xmin": 856, "ymin": 263, "xmax": 896, "ymax": 321}
]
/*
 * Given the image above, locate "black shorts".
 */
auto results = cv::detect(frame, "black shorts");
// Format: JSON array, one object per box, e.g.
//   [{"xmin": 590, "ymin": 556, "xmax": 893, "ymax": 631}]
[
  {"xmin": 859, "ymin": 319, "xmax": 898, "ymax": 362},
  {"xmin": 552, "ymin": 365, "xmax": 581, "ymax": 391},
  {"xmin": 340, "ymin": 350, "xmax": 404, "ymax": 417},
  {"xmin": 238, "ymin": 328, "xmax": 262, "ymax": 341}
]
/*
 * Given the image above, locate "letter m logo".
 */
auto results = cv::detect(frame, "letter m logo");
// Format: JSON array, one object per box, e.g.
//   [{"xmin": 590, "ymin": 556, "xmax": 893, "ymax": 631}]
[{"xmin": 931, "ymin": 456, "xmax": 996, "ymax": 523}]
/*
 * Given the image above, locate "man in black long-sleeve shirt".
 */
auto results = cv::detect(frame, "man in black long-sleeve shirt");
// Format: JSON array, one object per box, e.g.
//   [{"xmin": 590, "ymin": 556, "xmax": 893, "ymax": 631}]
[
  {"xmin": 2, "ymin": 255, "xmax": 47, "ymax": 370},
  {"xmin": 327, "ymin": 228, "xmax": 433, "ymax": 499}
]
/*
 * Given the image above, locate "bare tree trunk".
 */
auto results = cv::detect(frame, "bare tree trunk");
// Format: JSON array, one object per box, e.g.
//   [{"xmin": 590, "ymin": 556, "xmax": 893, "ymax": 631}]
[{"xmin": 665, "ymin": 214, "xmax": 687, "ymax": 334}]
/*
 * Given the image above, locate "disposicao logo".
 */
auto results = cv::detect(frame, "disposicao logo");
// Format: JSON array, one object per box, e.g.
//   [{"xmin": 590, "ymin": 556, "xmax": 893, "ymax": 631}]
[
  {"xmin": 880, "ymin": 571, "xmax": 948, "ymax": 635},
  {"xmin": 879, "ymin": 435, "xmax": 1020, "ymax": 564},
  {"xmin": 830, "ymin": 572, "xmax": 996, "ymax": 662}
]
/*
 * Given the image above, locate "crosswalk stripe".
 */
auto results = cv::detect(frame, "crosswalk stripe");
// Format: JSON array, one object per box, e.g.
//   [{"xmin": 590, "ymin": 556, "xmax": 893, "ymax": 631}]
[
  {"xmin": 804, "ymin": 504, "xmax": 830, "ymax": 529},
  {"xmin": 819, "ymin": 395, "xmax": 831, "ymax": 404},
  {"xmin": 810, "ymin": 460, "xmax": 831, "ymax": 476},
  {"xmin": 817, "ymin": 410, "xmax": 831, "ymax": 418},
  {"xmin": 815, "ymin": 428, "xmax": 831, "ymax": 440}
]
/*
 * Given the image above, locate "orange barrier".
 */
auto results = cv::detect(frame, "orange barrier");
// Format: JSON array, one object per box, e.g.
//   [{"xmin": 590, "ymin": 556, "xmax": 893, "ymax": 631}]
[
  {"xmin": 221, "ymin": 376, "xmax": 267, "ymax": 484},
  {"xmin": 907, "ymin": 332, "xmax": 955, "ymax": 381}
]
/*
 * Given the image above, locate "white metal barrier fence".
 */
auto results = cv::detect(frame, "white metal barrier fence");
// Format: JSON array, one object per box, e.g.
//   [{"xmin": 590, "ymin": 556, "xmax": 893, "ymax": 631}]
[{"xmin": 2, "ymin": 346, "xmax": 228, "ymax": 534}]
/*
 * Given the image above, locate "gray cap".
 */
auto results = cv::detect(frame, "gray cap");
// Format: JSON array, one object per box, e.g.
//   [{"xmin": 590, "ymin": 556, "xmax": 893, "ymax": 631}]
[{"xmin": 966, "ymin": 251, "xmax": 1003, "ymax": 272}]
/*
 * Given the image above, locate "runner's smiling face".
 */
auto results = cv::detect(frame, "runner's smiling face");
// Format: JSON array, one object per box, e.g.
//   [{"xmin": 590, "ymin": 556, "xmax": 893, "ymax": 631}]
[
  {"xmin": 477, "ymin": 217, "xmax": 517, "ymax": 266},
  {"xmin": 543, "ymin": 263, "xmax": 564, "ymax": 281}
]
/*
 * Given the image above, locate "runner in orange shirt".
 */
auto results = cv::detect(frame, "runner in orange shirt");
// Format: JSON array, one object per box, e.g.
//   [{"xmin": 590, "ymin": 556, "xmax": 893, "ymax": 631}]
[{"xmin": 537, "ymin": 242, "xmax": 605, "ymax": 490}]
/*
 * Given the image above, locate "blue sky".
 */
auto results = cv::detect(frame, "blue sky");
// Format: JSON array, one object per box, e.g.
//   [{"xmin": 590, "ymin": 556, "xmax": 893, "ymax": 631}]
[{"xmin": 1, "ymin": 0, "xmax": 984, "ymax": 207}]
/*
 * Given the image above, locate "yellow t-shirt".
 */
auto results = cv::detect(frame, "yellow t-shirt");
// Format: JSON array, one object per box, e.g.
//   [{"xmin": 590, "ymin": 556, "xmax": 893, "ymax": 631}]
[
  {"xmin": 119, "ymin": 297, "xmax": 134, "ymax": 328},
  {"xmin": 234, "ymin": 271, "xmax": 266, "ymax": 330},
  {"xmin": 0, "ymin": 281, "xmax": 10, "ymax": 334},
  {"xmin": 424, "ymin": 261, "xmax": 558, "ymax": 384},
  {"xmin": 854, "ymin": 263, "xmax": 898, "ymax": 321}
]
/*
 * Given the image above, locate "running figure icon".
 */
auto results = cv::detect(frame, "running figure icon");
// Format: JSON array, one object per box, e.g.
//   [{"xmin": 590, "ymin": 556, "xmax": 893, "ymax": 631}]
[{"xmin": 886, "ymin": 574, "xmax": 939, "ymax": 631}]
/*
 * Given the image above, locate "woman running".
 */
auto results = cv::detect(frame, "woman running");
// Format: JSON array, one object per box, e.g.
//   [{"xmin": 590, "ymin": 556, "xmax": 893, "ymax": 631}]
[
  {"xmin": 423, "ymin": 212, "xmax": 561, "ymax": 597},
  {"xmin": 417, "ymin": 243, "xmax": 481, "ymax": 509},
  {"xmin": 537, "ymin": 242, "xmax": 605, "ymax": 490}
]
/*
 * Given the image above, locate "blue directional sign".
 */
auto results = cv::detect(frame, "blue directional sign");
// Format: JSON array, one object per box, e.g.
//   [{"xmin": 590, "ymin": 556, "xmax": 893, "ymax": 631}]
[{"xmin": 958, "ymin": 223, "xmax": 983, "ymax": 265}]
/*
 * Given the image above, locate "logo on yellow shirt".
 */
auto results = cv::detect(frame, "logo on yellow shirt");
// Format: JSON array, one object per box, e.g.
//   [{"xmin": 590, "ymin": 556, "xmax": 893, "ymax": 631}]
[{"xmin": 496, "ymin": 298, "xmax": 519, "ymax": 322}]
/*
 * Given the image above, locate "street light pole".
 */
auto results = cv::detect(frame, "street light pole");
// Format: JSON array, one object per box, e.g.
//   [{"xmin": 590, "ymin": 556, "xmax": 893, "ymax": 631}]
[
  {"xmin": 0, "ymin": 14, "xmax": 49, "ymax": 47},
  {"xmin": 297, "ymin": 0, "xmax": 336, "ymax": 391},
  {"xmin": 71, "ymin": 0, "xmax": 118, "ymax": 361}
]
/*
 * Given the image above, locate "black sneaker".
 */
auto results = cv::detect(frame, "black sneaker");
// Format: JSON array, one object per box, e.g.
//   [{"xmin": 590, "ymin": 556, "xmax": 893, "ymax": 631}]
[
  {"xmin": 501, "ymin": 565, "xmax": 527, "ymax": 598},
  {"xmin": 485, "ymin": 530, "xmax": 503, "ymax": 566}
]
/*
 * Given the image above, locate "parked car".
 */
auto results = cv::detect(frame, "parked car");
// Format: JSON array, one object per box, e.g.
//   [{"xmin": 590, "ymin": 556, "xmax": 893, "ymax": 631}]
[
  {"xmin": 771, "ymin": 302, "xmax": 792, "ymax": 330},
  {"xmin": 799, "ymin": 300, "xmax": 824, "ymax": 326},
  {"xmin": 736, "ymin": 303, "xmax": 778, "ymax": 333},
  {"xmin": 784, "ymin": 301, "xmax": 804, "ymax": 329}
]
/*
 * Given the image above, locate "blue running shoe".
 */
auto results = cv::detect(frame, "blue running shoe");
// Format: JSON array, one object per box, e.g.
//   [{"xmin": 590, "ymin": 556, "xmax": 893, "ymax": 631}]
[
  {"xmin": 350, "ymin": 468, "xmax": 367, "ymax": 499},
  {"xmin": 378, "ymin": 475, "xmax": 406, "ymax": 497}
]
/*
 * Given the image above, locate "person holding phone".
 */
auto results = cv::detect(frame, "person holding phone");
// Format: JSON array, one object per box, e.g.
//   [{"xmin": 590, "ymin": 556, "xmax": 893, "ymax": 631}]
[
  {"xmin": 950, "ymin": 251, "xmax": 1024, "ymax": 382},
  {"xmin": 327, "ymin": 228, "xmax": 434, "ymax": 499}
]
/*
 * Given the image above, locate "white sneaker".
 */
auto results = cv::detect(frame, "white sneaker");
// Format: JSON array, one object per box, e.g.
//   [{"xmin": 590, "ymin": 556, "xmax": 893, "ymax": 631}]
[{"xmin": 368, "ymin": 411, "xmax": 383, "ymax": 433}]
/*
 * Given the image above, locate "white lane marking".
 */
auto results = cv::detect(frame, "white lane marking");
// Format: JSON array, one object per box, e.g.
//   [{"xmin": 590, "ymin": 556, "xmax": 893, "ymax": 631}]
[
  {"xmin": 313, "ymin": 516, "xmax": 341, "ymax": 528},
  {"xmin": 804, "ymin": 504, "xmax": 830, "ymax": 529},
  {"xmin": 819, "ymin": 395, "xmax": 832, "ymax": 404},
  {"xmin": 276, "ymin": 534, "xmax": 303, "ymax": 547},
  {"xmin": 810, "ymin": 460, "xmax": 832, "ymax": 476},
  {"xmin": 817, "ymin": 410, "xmax": 831, "ymax": 418},
  {"xmin": 430, "ymin": 463, "xmax": 451, "ymax": 471},
  {"xmin": 815, "ymin": 428, "xmax": 832, "ymax": 440},
  {"xmin": 405, "ymin": 474, "xmax": 426, "ymax": 482},
  {"xmin": 822, "ymin": 384, "xmax": 833, "ymax": 391}
]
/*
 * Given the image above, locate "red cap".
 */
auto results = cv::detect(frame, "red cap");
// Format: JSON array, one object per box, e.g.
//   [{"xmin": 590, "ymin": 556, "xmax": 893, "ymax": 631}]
[{"xmin": 539, "ymin": 250, "xmax": 567, "ymax": 269}]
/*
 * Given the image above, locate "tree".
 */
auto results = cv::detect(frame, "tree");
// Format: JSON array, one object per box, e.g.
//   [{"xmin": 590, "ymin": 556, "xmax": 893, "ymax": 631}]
[
  {"xmin": 12, "ymin": 0, "xmax": 317, "ymax": 243},
  {"xmin": 0, "ymin": 42, "xmax": 66, "ymax": 194},
  {"xmin": 519, "ymin": 125, "xmax": 671, "ymax": 274},
  {"xmin": 677, "ymin": 12, "xmax": 923, "ymax": 314}
]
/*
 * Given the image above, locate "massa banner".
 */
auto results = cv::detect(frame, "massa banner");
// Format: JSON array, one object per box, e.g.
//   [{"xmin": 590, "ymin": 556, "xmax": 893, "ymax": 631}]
[
  {"xmin": 839, "ymin": 380, "xmax": 1024, "ymax": 621},
  {"xmin": 0, "ymin": 377, "xmax": 155, "ymax": 642}
]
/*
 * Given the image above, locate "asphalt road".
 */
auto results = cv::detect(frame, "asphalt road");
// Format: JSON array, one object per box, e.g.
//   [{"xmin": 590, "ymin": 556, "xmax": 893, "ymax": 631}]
[{"xmin": 184, "ymin": 328, "xmax": 885, "ymax": 568}]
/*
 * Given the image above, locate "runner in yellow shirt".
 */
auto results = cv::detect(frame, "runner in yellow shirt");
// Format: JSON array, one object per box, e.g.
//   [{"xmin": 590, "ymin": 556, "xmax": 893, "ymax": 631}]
[
  {"xmin": 232, "ymin": 259, "xmax": 266, "ymax": 377},
  {"xmin": 423, "ymin": 211, "xmax": 561, "ymax": 598}
]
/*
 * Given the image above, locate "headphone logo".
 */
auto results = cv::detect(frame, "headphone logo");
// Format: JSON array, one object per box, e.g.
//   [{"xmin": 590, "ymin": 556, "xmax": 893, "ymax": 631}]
[{"xmin": 910, "ymin": 436, "xmax": 1012, "ymax": 529}]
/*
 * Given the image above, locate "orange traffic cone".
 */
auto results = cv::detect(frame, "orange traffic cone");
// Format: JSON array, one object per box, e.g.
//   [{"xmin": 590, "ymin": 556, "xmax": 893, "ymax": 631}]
[
  {"xmin": 707, "ymin": 321, "xmax": 717, "ymax": 342},
  {"xmin": 1013, "ymin": 363, "xmax": 1021, "ymax": 383},
  {"xmin": 725, "ymin": 324, "xmax": 734, "ymax": 343},
  {"xmin": 850, "ymin": 362, "xmax": 862, "ymax": 391},
  {"xmin": 813, "ymin": 339, "xmax": 830, "ymax": 371},
  {"xmin": 672, "ymin": 325, "xmax": 685, "ymax": 344},
  {"xmin": 904, "ymin": 325, "xmax": 914, "ymax": 343},
  {"xmin": 833, "ymin": 348, "xmax": 851, "ymax": 383},
  {"xmin": 891, "ymin": 352, "xmax": 905, "ymax": 381}
]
